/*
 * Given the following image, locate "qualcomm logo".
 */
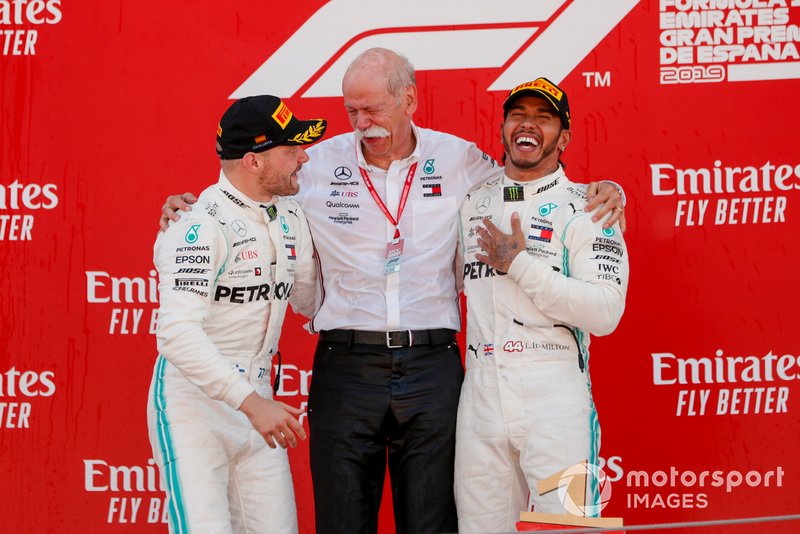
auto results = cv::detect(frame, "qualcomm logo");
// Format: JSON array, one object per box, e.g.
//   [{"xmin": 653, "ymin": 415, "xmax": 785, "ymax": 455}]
[{"xmin": 231, "ymin": 0, "xmax": 640, "ymax": 99}]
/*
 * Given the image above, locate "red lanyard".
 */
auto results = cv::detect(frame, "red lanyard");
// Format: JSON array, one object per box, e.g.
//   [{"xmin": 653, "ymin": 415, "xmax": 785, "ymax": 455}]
[{"xmin": 359, "ymin": 162, "xmax": 417, "ymax": 240}]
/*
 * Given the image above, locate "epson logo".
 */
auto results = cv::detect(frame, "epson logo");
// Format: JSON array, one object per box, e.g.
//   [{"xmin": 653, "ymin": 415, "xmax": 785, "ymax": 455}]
[
  {"xmin": 86, "ymin": 270, "xmax": 159, "ymax": 304},
  {"xmin": 0, "ymin": 0, "xmax": 63, "ymax": 25},
  {"xmin": 231, "ymin": 0, "xmax": 640, "ymax": 98},
  {"xmin": 175, "ymin": 255, "xmax": 211, "ymax": 264},
  {"xmin": 0, "ymin": 367, "xmax": 56, "ymax": 397},
  {"xmin": 0, "ymin": 180, "xmax": 59, "ymax": 210},
  {"xmin": 592, "ymin": 243, "xmax": 624, "ymax": 257}
]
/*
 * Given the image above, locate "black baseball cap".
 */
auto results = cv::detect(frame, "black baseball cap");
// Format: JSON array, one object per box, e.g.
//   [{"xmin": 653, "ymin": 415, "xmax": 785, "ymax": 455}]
[
  {"xmin": 503, "ymin": 77, "xmax": 571, "ymax": 130},
  {"xmin": 216, "ymin": 95, "xmax": 327, "ymax": 159}
]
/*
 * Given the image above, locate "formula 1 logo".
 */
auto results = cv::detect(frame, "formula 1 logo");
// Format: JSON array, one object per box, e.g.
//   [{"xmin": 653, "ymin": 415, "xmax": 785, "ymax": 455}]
[{"xmin": 230, "ymin": 0, "xmax": 640, "ymax": 98}]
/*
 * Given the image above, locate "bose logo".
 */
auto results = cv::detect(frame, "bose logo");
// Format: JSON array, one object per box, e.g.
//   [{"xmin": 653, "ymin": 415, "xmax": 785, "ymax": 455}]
[{"xmin": 231, "ymin": 0, "xmax": 640, "ymax": 99}]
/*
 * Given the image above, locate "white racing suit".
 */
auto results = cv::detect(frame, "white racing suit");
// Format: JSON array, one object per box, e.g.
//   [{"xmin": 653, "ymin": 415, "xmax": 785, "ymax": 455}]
[
  {"xmin": 147, "ymin": 172, "xmax": 316, "ymax": 533},
  {"xmin": 455, "ymin": 168, "xmax": 629, "ymax": 533}
]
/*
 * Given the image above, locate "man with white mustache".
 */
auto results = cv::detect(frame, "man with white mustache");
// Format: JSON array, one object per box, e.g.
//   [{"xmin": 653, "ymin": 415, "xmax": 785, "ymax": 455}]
[
  {"xmin": 160, "ymin": 49, "xmax": 625, "ymax": 534},
  {"xmin": 356, "ymin": 125, "xmax": 390, "ymax": 140}
]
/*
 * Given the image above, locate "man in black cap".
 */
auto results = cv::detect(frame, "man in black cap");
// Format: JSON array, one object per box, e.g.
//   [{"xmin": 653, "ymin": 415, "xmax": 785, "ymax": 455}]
[
  {"xmin": 455, "ymin": 77, "xmax": 629, "ymax": 532},
  {"xmin": 147, "ymin": 95, "xmax": 326, "ymax": 533}
]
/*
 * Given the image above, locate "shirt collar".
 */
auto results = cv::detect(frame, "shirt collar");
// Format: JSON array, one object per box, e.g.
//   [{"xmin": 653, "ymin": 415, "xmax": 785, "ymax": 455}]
[
  {"xmin": 503, "ymin": 165, "xmax": 565, "ymax": 191},
  {"xmin": 217, "ymin": 170, "xmax": 276, "ymax": 221}
]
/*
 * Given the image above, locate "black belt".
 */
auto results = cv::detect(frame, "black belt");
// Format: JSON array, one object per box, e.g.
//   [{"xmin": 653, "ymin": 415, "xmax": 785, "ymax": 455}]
[{"xmin": 319, "ymin": 329, "xmax": 456, "ymax": 349}]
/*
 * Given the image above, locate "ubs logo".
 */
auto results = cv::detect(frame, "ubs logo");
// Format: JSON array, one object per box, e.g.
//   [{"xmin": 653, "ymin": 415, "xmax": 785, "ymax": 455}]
[{"xmin": 334, "ymin": 166, "xmax": 353, "ymax": 180}]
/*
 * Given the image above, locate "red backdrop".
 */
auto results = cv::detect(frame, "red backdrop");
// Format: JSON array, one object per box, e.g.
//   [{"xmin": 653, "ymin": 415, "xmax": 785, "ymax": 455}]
[{"xmin": 2, "ymin": 1, "xmax": 799, "ymax": 532}]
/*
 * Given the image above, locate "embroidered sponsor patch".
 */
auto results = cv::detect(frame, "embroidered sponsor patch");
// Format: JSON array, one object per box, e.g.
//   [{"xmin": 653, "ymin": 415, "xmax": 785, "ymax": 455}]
[
  {"xmin": 529, "ymin": 224, "xmax": 553, "ymax": 242},
  {"xmin": 423, "ymin": 183, "xmax": 442, "ymax": 197},
  {"xmin": 503, "ymin": 186, "xmax": 524, "ymax": 202}
]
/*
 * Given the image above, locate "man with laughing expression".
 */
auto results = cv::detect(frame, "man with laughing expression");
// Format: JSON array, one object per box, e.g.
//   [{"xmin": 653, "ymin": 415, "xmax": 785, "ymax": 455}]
[
  {"xmin": 149, "ymin": 95, "xmax": 325, "ymax": 533},
  {"xmin": 160, "ymin": 52, "xmax": 626, "ymax": 534},
  {"xmin": 455, "ymin": 78, "xmax": 630, "ymax": 532}
]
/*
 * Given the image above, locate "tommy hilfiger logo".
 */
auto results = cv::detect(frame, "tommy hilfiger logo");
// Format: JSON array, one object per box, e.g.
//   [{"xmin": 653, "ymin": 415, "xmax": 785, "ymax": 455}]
[
  {"xmin": 529, "ymin": 224, "xmax": 553, "ymax": 242},
  {"xmin": 423, "ymin": 183, "xmax": 442, "ymax": 197}
]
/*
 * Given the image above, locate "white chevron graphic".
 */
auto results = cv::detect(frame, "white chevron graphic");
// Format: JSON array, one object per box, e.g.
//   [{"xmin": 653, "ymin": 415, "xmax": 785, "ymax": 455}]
[{"xmin": 230, "ymin": 0, "xmax": 640, "ymax": 99}]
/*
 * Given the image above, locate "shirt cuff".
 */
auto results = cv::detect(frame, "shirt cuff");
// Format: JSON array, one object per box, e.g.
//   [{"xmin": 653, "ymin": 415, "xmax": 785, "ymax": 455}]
[
  {"xmin": 600, "ymin": 180, "xmax": 627, "ymax": 207},
  {"xmin": 507, "ymin": 249, "xmax": 546, "ymax": 283},
  {"xmin": 223, "ymin": 379, "xmax": 257, "ymax": 410}
]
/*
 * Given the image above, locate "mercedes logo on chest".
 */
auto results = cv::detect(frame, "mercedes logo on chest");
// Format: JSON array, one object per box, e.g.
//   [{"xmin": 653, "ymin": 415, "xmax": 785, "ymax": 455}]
[
  {"xmin": 334, "ymin": 166, "xmax": 353, "ymax": 180},
  {"xmin": 231, "ymin": 220, "xmax": 247, "ymax": 237}
]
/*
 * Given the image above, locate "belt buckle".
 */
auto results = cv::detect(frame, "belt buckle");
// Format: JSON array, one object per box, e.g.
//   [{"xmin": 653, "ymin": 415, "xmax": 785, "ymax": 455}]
[{"xmin": 386, "ymin": 330, "xmax": 412, "ymax": 349}]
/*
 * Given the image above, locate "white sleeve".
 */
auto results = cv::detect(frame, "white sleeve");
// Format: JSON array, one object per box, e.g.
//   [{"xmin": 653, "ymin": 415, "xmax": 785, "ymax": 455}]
[
  {"xmin": 288, "ymin": 205, "xmax": 318, "ymax": 318},
  {"xmin": 463, "ymin": 140, "xmax": 501, "ymax": 191},
  {"xmin": 505, "ymin": 215, "xmax": 628, "ymax": 335},
  {"xmin": 154, "ymin": 215, "xmax": 255, "ymax": 409},
  {"xmin": 454, "ymin": 222, "xmax": 465, "ymax": 296}
]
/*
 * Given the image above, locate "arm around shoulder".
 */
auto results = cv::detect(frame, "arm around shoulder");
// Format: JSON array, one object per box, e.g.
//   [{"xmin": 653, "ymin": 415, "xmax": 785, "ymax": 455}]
[{"xmin": 284, "ymin": 201, "xmax": 318, "ymax": 318}]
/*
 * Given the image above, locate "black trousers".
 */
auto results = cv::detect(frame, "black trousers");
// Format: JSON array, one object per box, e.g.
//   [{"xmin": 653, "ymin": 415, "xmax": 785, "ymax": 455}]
[{"xmin": 308, "ymin": 337, "xmax": 463, "ymax": 534}]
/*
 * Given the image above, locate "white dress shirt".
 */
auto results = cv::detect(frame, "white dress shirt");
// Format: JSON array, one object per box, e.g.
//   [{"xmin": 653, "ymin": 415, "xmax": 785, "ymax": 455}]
[{"xmin": 294, "ymin": 123, "xmax": 500, "ymax": 331}]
